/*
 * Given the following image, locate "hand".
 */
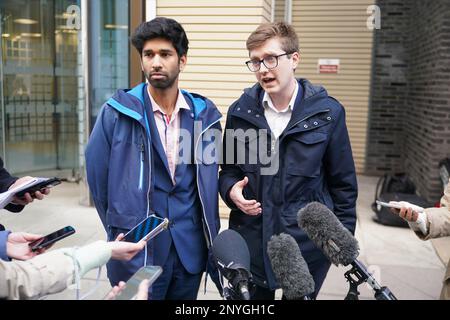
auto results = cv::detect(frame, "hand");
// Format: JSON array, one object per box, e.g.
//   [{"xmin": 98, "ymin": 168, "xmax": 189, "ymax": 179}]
[
  {"xmin": 6, "ymin": 232, "xmax": 44, "ymax": 260},
  {"xmin": 389, "ymin": 201, "xmax": 422, "ymax": 222},
  {"xmin": 135, "ymin": 279, "xmax": 150, "ymax": 300},
  {"xmin": 229, "ymin": 177, "xmax": 262, "ymax": 216},
  {"xmin": 9, "ymin": 176, "xmax": 51, "ymax": 206},
  {"xmin": 104, "ymin": 281, "xmax": 126, "ymax": 300},
  {"xmin": 108, "ymin": 234, "xmax": 147, "ymax": 261}
]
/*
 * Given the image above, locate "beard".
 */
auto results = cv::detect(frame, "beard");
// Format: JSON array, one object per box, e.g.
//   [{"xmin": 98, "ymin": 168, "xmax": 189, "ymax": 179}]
[{"xmin": 145, "ymin": 70, "xmax": 179, "ymax": 90}]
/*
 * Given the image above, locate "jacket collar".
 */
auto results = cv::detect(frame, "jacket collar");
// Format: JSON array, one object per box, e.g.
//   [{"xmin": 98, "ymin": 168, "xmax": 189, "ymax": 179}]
[
  {"xmin": 106, "ymin": 83, "xmax": 222, "ymax": 133},
  {"xmin": 230, "ymin": 78, "xmax": 329, "ymax": 130}
]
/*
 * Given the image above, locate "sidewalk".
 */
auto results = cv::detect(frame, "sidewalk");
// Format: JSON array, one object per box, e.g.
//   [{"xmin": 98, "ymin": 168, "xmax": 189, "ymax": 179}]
[{"xmin": 1, "ymin": 175, "xmax": 445, "ymax": 300}]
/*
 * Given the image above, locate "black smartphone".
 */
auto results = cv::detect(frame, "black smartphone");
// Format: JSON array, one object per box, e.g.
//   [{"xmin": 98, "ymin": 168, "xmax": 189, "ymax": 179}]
[
  {"xmin": 122, "ymin": 215, "xmax": 169, "ymax": 243},
  {"xmin": 29, "ymin": 226, "xmax": 76, "ymax": 252},
  {"xmin": 15, "ymin": 177, "xmax": 61, "ymax": 198}
]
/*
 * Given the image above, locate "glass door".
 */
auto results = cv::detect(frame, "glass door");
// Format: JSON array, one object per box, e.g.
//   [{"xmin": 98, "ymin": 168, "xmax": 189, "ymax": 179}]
[{"xmin": 0, "ymin": 0, "xmax": 81, "ymax": 175}]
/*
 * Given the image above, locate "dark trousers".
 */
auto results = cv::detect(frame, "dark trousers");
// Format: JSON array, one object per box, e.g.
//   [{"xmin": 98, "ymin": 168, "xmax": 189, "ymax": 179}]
[
  {"xmin": 251, "ymin": 259, "xmax": 331, "ymax": 300},
  {"xmin": 150, "ymin": 243, "xmax": 203, "ymax": 300}
]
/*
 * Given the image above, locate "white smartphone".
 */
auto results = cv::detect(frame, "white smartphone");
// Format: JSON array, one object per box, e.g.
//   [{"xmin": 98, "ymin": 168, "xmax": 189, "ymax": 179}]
[
  {"xmin": 113, "ymin": 265, "xmax": 162, "ymax": 300},
  {"xmin": 375, "ymin": 200, "xmax": 403, "ymax": 209}
]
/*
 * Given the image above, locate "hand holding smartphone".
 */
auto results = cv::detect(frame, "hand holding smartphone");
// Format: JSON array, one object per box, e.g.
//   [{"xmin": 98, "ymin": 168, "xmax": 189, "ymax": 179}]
[
  {"xmin": 29, "ymin": 226, "xmax": 75, "ymax": 252},
  {"xmin": 376, "ymin": 200, "xmax": 424, "ymax": 212},
  {"xmin": 15, "ymin": 177, "xmax": 61, "ymax": 198},
  {"xmin": 114, "ymin": 265, "xmax": 162, "ymax": 300}
]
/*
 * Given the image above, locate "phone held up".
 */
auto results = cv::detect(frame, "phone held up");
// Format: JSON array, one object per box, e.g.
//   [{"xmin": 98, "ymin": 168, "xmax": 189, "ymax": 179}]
[
  {"xmin": 115, "ymin": 265, "xmax": 163, "ymax": 300},
  {"xmin": 29, "ymin": 226, "xmax": 76, "ymax": 252},
  {"xmin": 15, "ymin": 177, "xmax": 62, "ymax": 198},
  {"xmin": 122, "ymin": 214, "xmax": 169, "ymax": 243}
]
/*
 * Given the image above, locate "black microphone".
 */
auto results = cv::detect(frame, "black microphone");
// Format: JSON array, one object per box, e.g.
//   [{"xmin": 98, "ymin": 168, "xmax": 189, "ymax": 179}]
[
  {"xmin": 297, "ymin": 202, "xmax": 397, "ymax": 300},
  {"xmin": 212, "ymin": 229, "xmax": 252, "ymax": 300},
  {"xmin": 267, "ymin": 233, "xmax": 315, "ymax": 300}
]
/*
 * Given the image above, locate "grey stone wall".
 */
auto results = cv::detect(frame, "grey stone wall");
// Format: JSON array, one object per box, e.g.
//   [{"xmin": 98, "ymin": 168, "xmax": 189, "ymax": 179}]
[{"xmin": 367, "ymin": 0, "xmax": 450, "ymax": 203}]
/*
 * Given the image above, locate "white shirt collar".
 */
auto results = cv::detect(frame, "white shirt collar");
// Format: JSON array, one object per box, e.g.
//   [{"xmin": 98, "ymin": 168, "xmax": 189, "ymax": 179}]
[
  {"xmin": 148, "ymin": 88, "xmax": 191, "ymax": 115},
  {"xmin": 263, "ymin": 81, "xmax": 299, "ymax": 113}
]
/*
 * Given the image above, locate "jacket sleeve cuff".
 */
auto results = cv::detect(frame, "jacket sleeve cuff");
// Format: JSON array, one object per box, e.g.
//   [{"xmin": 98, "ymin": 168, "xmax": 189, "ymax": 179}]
[
  {"xmin": 73, "ymin": 240, "xmax": 112, "ymax": 277},
  {"xmin": 220, "ymin": 178, "xmax": 239, "ymax": 210},
  {"xmin": 4, "ymin": 203, "xmax": 24, "ymax": 213},
  {"xmin": 0, "ymin": 230, "xmax": 12, "ymax": 261}
]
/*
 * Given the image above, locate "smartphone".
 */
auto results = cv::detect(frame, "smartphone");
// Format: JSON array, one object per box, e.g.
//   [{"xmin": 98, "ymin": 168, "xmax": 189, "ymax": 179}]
[
  {"xmin": 122, "ymin": 214, "xmax": 169, "ymax": 243},
  {"xmin": 114, "ymin": 265, "xmax": 163, "ymax": 300},
  {"xmin": 15, "ymin": 177, "xmax": 61, "ymax": 198},
  {"xmin": 375, "ymin": 200, "xmax": 403, "ymax": 209},
  {"xmin": 29, "ymin": 226, "xmax": 76, "ymax": 252}
]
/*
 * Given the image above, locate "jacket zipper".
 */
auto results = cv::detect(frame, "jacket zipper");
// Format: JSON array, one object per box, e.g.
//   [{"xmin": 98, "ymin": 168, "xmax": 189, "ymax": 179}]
[
  {"xmin": 194, "ymin": 116, "xmax": 221, "ymax": 249},
  {"xmin": 138, "ymin": 143, "xmax": 144, "ymax": 190},
  {"xmin": 194, "ymin": 116, "xmax": 224, "ymax": 290}
]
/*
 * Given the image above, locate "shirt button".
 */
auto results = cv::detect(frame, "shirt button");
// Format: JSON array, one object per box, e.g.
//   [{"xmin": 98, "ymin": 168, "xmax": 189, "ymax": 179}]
[
  {"xmin": 327, "ymin": 116, "xmax": 332, "ymax": 121},
  {"xmin": 314, "ymin": 121, "xmax": 318, "ymax": 125},
  {"xmin": 248, "ymin": 110, "xmax": 252, "ymax": 113},
  {"xmin": 304, "ymin": 124, "xmax": 308, "ymax": 129}
]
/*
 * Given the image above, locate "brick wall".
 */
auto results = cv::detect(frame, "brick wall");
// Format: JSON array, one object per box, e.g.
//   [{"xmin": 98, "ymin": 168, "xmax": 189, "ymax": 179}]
[
  {"xmin": 403, "ymin": 0, "xmax": 450, "ymax": 202},
  {"xmin": 367, "ymin": 0, "xmax": 450, "ymax": 203},
  {"xmin": 365, "ymin": 0, "xmax": 410, "ymax": 174}
]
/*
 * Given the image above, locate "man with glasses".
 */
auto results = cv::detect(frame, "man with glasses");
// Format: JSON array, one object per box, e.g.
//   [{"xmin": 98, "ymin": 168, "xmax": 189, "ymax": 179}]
[{"xmin": 219, "ymin": 22, "xmax": 357, "ymax": 299}]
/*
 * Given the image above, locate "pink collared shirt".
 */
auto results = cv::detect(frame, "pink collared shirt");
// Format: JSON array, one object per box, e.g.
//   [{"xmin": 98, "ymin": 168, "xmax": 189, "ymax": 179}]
[{"xmin": 147, "ymin": 89, "xmax": 191, "ymax": 184}]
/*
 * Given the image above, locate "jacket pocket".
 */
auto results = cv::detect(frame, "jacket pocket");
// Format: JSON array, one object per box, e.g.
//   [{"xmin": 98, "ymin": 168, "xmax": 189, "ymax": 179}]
[
  {"xmin": 286, "ymin": 131, "xmax": 327, "ymax": 177},
  {"xmin": 291, "ymin": 131, "xmax": 327, "ymax": 145},
  {"xmin": 106, "ymin": 211, "xmax": 142, "ymax": 241}
]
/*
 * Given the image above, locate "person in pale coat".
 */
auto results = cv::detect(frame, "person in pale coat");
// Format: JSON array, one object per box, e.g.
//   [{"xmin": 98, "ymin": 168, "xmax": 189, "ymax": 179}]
[
  {"xmin": 0, "ymin": 235, "xmax": 148, "ymax": 300},
  {"xmin": 390, "ymin": 178, "xmax": 450, "ymax": 300}
]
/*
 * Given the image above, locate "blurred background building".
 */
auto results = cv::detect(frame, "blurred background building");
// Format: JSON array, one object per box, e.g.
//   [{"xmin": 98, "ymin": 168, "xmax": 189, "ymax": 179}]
[{"xmin": 0, "ymin": 0, "xmax": 449, "ymax": 215}]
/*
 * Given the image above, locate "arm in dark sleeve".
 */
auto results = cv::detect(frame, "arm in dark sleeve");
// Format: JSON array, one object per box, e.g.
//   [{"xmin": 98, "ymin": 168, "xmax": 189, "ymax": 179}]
[
  {"xmin": 218, "ymin": 113, "xmax": 244, "ymax": 210},
  {"xmin": 324, "ymin": 104, "xmax": 358, "ymax": 234},
  {"xmin": 85, "ymin": 105, "xmax": 116, "ymax": 230}
]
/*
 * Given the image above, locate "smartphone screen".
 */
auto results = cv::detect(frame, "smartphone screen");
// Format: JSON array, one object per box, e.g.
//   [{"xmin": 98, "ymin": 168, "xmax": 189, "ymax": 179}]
[
  {"xmin": 122, "ymin": 215, "xmax": 168, "ymax": 243},
  {"xmin": 114, "ymin": 265, "xmax": 162, "ymax": 300},
  {"xmin": 29, "ymin": 226, "xmax": 75, "ymax": 251}
]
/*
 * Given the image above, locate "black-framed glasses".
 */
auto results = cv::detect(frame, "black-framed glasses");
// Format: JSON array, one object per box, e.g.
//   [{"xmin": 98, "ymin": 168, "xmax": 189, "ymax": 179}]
[{"xmin": 245, "ymin": 52, "xmax": 292, "ymax": 72}]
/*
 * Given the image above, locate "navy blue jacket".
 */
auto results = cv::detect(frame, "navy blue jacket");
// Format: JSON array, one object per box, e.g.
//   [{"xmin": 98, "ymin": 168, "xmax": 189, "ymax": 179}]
[
  {"xmin": 219, "ymin": 79, "xmax": 358, "ymax": 289},
  {"xmin": 86, "ymin": 83, "xmax": 222, "ymax": 288}
]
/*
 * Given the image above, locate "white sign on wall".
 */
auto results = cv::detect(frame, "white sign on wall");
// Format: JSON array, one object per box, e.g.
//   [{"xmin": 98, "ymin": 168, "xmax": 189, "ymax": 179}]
[{"xmin": 318, "ymin": 59, "xmax": 340, "ymax": 74}]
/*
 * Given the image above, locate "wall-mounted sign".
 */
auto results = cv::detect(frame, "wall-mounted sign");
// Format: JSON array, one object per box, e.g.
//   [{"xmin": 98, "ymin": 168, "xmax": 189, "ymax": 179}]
[{"xmin": 318, "ymin": 59, "xmax": 340, "ymax": 74}]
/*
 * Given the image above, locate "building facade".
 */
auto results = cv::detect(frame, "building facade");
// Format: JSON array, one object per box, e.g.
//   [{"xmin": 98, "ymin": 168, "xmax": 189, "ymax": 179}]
[{"xmin": 1, "ymin": 0, "xmax": 448, "ymax": 212}]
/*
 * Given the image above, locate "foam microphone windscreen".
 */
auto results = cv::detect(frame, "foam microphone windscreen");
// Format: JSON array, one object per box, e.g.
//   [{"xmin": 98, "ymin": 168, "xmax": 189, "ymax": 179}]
[
  {"xmin": 267, "ymin": 233, "xmax": 315, "ymax": 299},
  {"xmin": 297, "ymin": 202, "xmax": 359, "ymax": 266},
  {"xmin": 212, "ymin": 229, "xmax": 251, "ymax": 272}
]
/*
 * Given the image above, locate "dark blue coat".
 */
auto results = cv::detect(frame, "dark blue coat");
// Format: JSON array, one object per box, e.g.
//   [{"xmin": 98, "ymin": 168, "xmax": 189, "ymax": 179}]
[
  {"xmin": 219, "ymin": 79, "xmax": 358, "ymax": 290},
  {"xmin": 86, "ymin": 83, "xmax": 222, "ymax": 289}
]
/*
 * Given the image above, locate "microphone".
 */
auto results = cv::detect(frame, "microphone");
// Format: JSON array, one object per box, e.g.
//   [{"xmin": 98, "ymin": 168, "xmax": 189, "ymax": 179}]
[
  {"xmin": 297, "ymin": 202, "xmax": 397, "ymax": 300},
  {"xmin": 212, "ymin": 229, "xmax": 252, "ymax": 300},
  {"xmin": 267, "ymin": 233, "xmax": 315, "ymax": 300}
]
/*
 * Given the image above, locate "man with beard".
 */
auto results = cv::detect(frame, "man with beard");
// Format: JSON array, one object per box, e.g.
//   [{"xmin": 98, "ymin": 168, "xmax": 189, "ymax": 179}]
[{"xmin": 86, "ymin": 17, "xmax": 222, "ymax": 300}]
